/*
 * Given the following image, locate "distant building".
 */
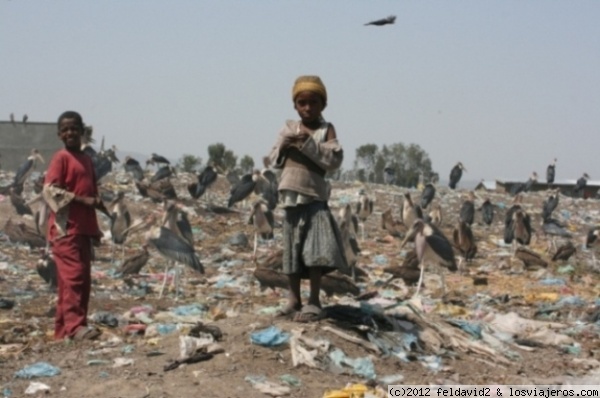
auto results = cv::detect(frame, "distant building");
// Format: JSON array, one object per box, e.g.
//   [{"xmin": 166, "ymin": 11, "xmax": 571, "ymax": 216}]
[
  {"xmin": 0, "ymin": 120, "xmax": 62, "ymax": 172},
  {"xmin": 495, "ymin": 179, "xmax": 600, "ymax": 198},
  {"xmin": 474, "ymin": 180, "xmax": 496, "ymax": 191}
]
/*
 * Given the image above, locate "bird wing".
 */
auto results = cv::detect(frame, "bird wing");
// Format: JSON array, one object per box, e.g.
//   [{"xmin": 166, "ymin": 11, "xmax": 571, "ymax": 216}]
[
  {"xmin": 14, "ymin": 158, "xmax": 33, "ymax": 185},
  {"xmin": 425, "ymin": 230, "xmax": 457, "ymax": 267},
  {"xmin": 228, "ymin": 175, "xmax": 255, "ymax": 207},
  {"xmin": 152, "ymin": 228, "xmax": 203, "ymax": 273}
]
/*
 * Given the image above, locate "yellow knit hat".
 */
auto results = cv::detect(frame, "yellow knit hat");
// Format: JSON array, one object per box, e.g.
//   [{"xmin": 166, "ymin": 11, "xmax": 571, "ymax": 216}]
[{"xmin": 292, "ymin": 75, "xmax": 327, "ymax": 104}]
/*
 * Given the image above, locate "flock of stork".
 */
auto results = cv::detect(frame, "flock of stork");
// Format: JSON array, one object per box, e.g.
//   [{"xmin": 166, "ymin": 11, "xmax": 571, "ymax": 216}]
[{"xmin": 1, "ymin": 138, "xmax": 599, "ymax": 301}]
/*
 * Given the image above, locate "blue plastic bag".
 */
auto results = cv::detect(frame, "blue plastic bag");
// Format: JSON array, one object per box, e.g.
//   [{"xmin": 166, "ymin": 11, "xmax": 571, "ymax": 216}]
[
  {"xmin": 14, "ymin": 362, "xmax": 61, "ymax": 379},
  {"xmin": 250, "ymin": 326, "xmax": 290, "ymax": 347}
]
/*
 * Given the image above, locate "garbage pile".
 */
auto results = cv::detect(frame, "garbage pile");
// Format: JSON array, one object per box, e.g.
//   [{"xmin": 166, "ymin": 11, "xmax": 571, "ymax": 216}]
[{"xmin": 0, "ymin": 165, "xmax": 599, "ymax": 397}]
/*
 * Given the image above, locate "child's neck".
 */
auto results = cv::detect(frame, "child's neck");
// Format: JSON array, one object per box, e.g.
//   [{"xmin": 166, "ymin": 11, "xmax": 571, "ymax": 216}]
[{"xmin": 301, "ymin": 119, "xmax": 322, "ymax": 130}]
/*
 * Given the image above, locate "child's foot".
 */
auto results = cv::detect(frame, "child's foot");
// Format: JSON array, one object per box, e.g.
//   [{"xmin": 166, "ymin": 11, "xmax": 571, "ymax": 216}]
[
  {"xmin": 293, "ymin": 304, "xmax": 323, "ymax": 323},
  {"xmin": 275, "ymin": 303, "xmax": 302, "ymax": 319}
]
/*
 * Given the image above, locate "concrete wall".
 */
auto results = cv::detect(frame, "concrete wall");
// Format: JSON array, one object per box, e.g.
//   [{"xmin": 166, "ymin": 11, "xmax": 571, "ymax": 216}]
[{"xmin": 0, "ymin": 121, "xmax": 62, "ymax": 172}]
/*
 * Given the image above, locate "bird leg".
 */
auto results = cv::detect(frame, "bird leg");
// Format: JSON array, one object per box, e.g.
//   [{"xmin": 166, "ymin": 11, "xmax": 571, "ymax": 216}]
[
  {"xmin": 412, "ymin": 261, "xmax": 426, "ymax": 299},
  {"xmin": 158, "ymin": 262, "xmax": 171, "ymax": 299},
  {"xmin": 439, "ymin": 268, "xmax": 446, "ymax": 296},
  {"xmin": 252, "ymin": 232, "xmax": 258, "ymax": 262},
  {"xmin": 361, "ymin": 222, "xmax": 365, "ymax": 242}
]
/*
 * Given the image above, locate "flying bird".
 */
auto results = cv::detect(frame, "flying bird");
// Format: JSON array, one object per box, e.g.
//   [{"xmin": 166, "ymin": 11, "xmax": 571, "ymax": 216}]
[{"xmin": 364, "ymin": 15, "xmax": 396, "ymax": 26}]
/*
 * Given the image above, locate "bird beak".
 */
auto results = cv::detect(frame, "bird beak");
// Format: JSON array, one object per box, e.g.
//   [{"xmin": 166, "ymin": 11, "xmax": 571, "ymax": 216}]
[
  {"xmin": 36, "ymin": 153, "xmax": 45, "ymax": 164},
  {"xmin": 122, "ymin": 218, "xmax": 146, "ymax": 235},
  {"xmin": 399, "ymin": 228, "xmax": 414, "ymax": 249}
]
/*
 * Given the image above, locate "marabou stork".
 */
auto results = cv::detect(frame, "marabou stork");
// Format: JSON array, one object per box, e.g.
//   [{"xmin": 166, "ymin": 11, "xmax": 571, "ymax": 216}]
[
  {"xmin": 124, "ymin": 212, "xmax": 203, "ymax": 298},
  {"xmin": 13, "ymin": 149, "xmax": 45, "ymax": 192},
  {"xmin": 119, "ymin": 245, "xmax": 150, "ymax": 276},
  {"xmin": 400, "ymin": 219, "xmax": 457, "ymax": 297},
  {"xmin": 355, "ymin": 190, "xmax": 374, "ymax": 241},
  {"xmin": 383, "ymin": 167, "xmax": 396, "ymax": 186},
  {"xmin": 480, "ymin": 198, "xmax": 494, "ymax": 226},
  {"xmin": 420, "ymin": 183, "xmax": 436, "ymax": 209},
  {"xmin": 248, "ymin": 199, "xmax": 274, "ymax": 260},
  {"xmin": 452, "ymin": 221, "xmax": 477, "ymax": 267},
  {"xmin": 449, "ymin": 162, "xmax": 466, "ymax": 189},
  {"xmin": 542, "ymin": 190, "xmax": 559, "ymax": 222},
  {"xmin": 150, "ymin": 165, "xmax": 176, "ymax": 183},
  {"xmin": 188, "ymin": 164, "xmax": 218, "ymax": 201},
  {"xmin": 574, "ymin": 173, "xmax": 590, "ymax": 198},
  {"xmin": 552, "ymin": 241, "xmax": 576, "ymax": 262},
  {"xmin": 383, "ymin": 249, "xmax": 421, "ymax": 287},
  {"xmin": 426, "ymin": 203, "xmax": 443, "ymax": 226},
  {"xmin": 510, "ymin": 172, "xmax": 538, "ymax": 196},
  {"xmin": 148, "ymin": 153, "xmax": 171, "ymax": 166},
  {"xmin": 37, "ymin": 251, "xmax": 57, "ymax": 291},
  {"xmin": 381, "ymin": 208, "xmax": 404, "ymax": 238},
  {"xmin": 504, "ymin": 196, "xmax": 532, "ymax": 256},
  {"xmin": 109, "ymin": 191, "xmax": 131, "ymax": 262},
  {"xmin": 338, "ymin": 204, "xmax": 361, "ymax": 280},
  {"xmin": 227, "ymin": 170, "xmax": 271, "ymax": 208},
  {"xmin": 9, "ymin": 188, "xmax": 32, "ymax": 216},
  {"xmin": 459, "ymin": 191, "xmax": 476, "ymax": 226},
  {"xmin": 402, "ymin": 192, "xmax": 423, "ymax": 228},
  {"xmin": 124, "ymin": 156, "xmax": 145, "ymax": 182},
  {"xmin": 546, "ymin": 158, "xmax": 557, "ymax": 187},
  {"xmin": 585, "ymin": 226, "xmax": 599, "ymax": 267},
  {"xmin": 10, "ymin": 113, "xmax": 16, "ymax": 126}
]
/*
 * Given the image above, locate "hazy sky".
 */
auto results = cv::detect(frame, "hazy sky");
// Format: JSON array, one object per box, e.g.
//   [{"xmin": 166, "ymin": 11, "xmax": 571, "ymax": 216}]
[{"xmin": 2, "ymin": 1, "xmax": 599, "ymax": 182}]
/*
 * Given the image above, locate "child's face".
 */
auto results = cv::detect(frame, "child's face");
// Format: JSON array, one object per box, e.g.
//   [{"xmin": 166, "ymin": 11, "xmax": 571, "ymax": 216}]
[
  {"xmin": 58, "ymin": 118, "xmax": 83, "ymax": 151},
  {"xmin": 294, "ymin": 91, "xmax": 325, "ymax": 125}
]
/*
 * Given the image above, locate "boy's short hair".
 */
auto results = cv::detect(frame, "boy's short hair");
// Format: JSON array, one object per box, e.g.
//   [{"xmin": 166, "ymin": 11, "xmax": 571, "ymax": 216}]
[
  {"xmin": 57, "ymin": 111, "xmax": 84, "ymax": 129},
  {"xmin": 292, "ymin": 75, "xmax": 327, "ymax": 105}
]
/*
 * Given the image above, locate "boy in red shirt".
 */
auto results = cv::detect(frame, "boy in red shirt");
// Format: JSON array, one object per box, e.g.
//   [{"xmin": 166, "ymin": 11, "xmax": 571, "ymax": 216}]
[{"xmin": 43, "ymin": 111, "xmax": 105, "ymax": 340}]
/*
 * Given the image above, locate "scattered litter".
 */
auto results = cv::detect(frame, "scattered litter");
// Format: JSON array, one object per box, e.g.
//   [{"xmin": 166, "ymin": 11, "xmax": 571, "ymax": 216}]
[
  {"xmin": 250, "ymin": 326, "xmax": 290, "ymax": 347},
  {"xmin": 14, "ymin": 362, "xmax": 61, "ymax": 379},
  {"xmin": 24, "ymin": 382, "xmax": 50, "ymax": 395}
]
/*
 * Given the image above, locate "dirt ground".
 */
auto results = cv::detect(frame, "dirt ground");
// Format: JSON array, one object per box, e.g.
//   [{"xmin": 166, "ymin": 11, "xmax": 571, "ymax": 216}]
[{"xmin": 1, "ymin": 175, "xmax": 599, "ymax": 398}]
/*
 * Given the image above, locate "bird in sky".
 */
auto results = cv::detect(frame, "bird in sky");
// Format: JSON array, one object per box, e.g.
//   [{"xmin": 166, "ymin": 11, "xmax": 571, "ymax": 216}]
[{"xmin": 364, "ymin": 15, "xmax": 396, "ymax": 26}]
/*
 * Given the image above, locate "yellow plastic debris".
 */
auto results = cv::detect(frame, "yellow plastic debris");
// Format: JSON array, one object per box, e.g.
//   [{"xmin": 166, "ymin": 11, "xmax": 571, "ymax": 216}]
[
  {"xmin": 525, "ymin": 292, "xmax": 559, "ymax": 303},
  {"xmin": 323, "ymin": 383, "xmax": 375, "ymax": 398}
]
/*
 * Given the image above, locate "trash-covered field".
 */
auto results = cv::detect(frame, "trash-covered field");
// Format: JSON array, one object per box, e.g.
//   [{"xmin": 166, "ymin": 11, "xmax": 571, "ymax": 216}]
[{"xmin": 1, "ymin": 167, "xmax": 599, "ymax": 398}]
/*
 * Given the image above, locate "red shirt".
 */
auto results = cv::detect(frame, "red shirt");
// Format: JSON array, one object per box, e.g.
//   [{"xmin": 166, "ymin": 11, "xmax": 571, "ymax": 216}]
[{"xmin": 45, "ymin": 148, "xmax": 101, "ymax": 239}]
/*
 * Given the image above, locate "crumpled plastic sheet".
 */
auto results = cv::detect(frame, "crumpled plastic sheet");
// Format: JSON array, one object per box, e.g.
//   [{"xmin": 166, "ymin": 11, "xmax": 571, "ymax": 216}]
[
  {"xmin": 538, "ymin": 278, "xmax": 566, "ymax": 286},
  {"xmin": 446, "ymin": 318, "xmax": 483, "ymax": 339},
  {"xmin": 14, "ymin": 362, "xmax": 61, "ymax": 379},
  {"xmin": 486, "ymin": 311, "xmax": 575, "ymax": 346},
  {"xmin": 171, "ymin": 303, "xmax": 206, "ymax": 316},
  {"xmin": 250, "ymin": 326, "xmax": 290, "ymax": 347},
  {"xmin": 329, "ymin": 348, "xmax": 376, "ymax": 379}
]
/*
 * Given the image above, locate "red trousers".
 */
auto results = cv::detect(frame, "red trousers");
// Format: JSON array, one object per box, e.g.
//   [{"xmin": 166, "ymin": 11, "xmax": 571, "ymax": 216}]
[{"xmin": 51, "ymin": 234, "xmax": 92, "ymax": 340}]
